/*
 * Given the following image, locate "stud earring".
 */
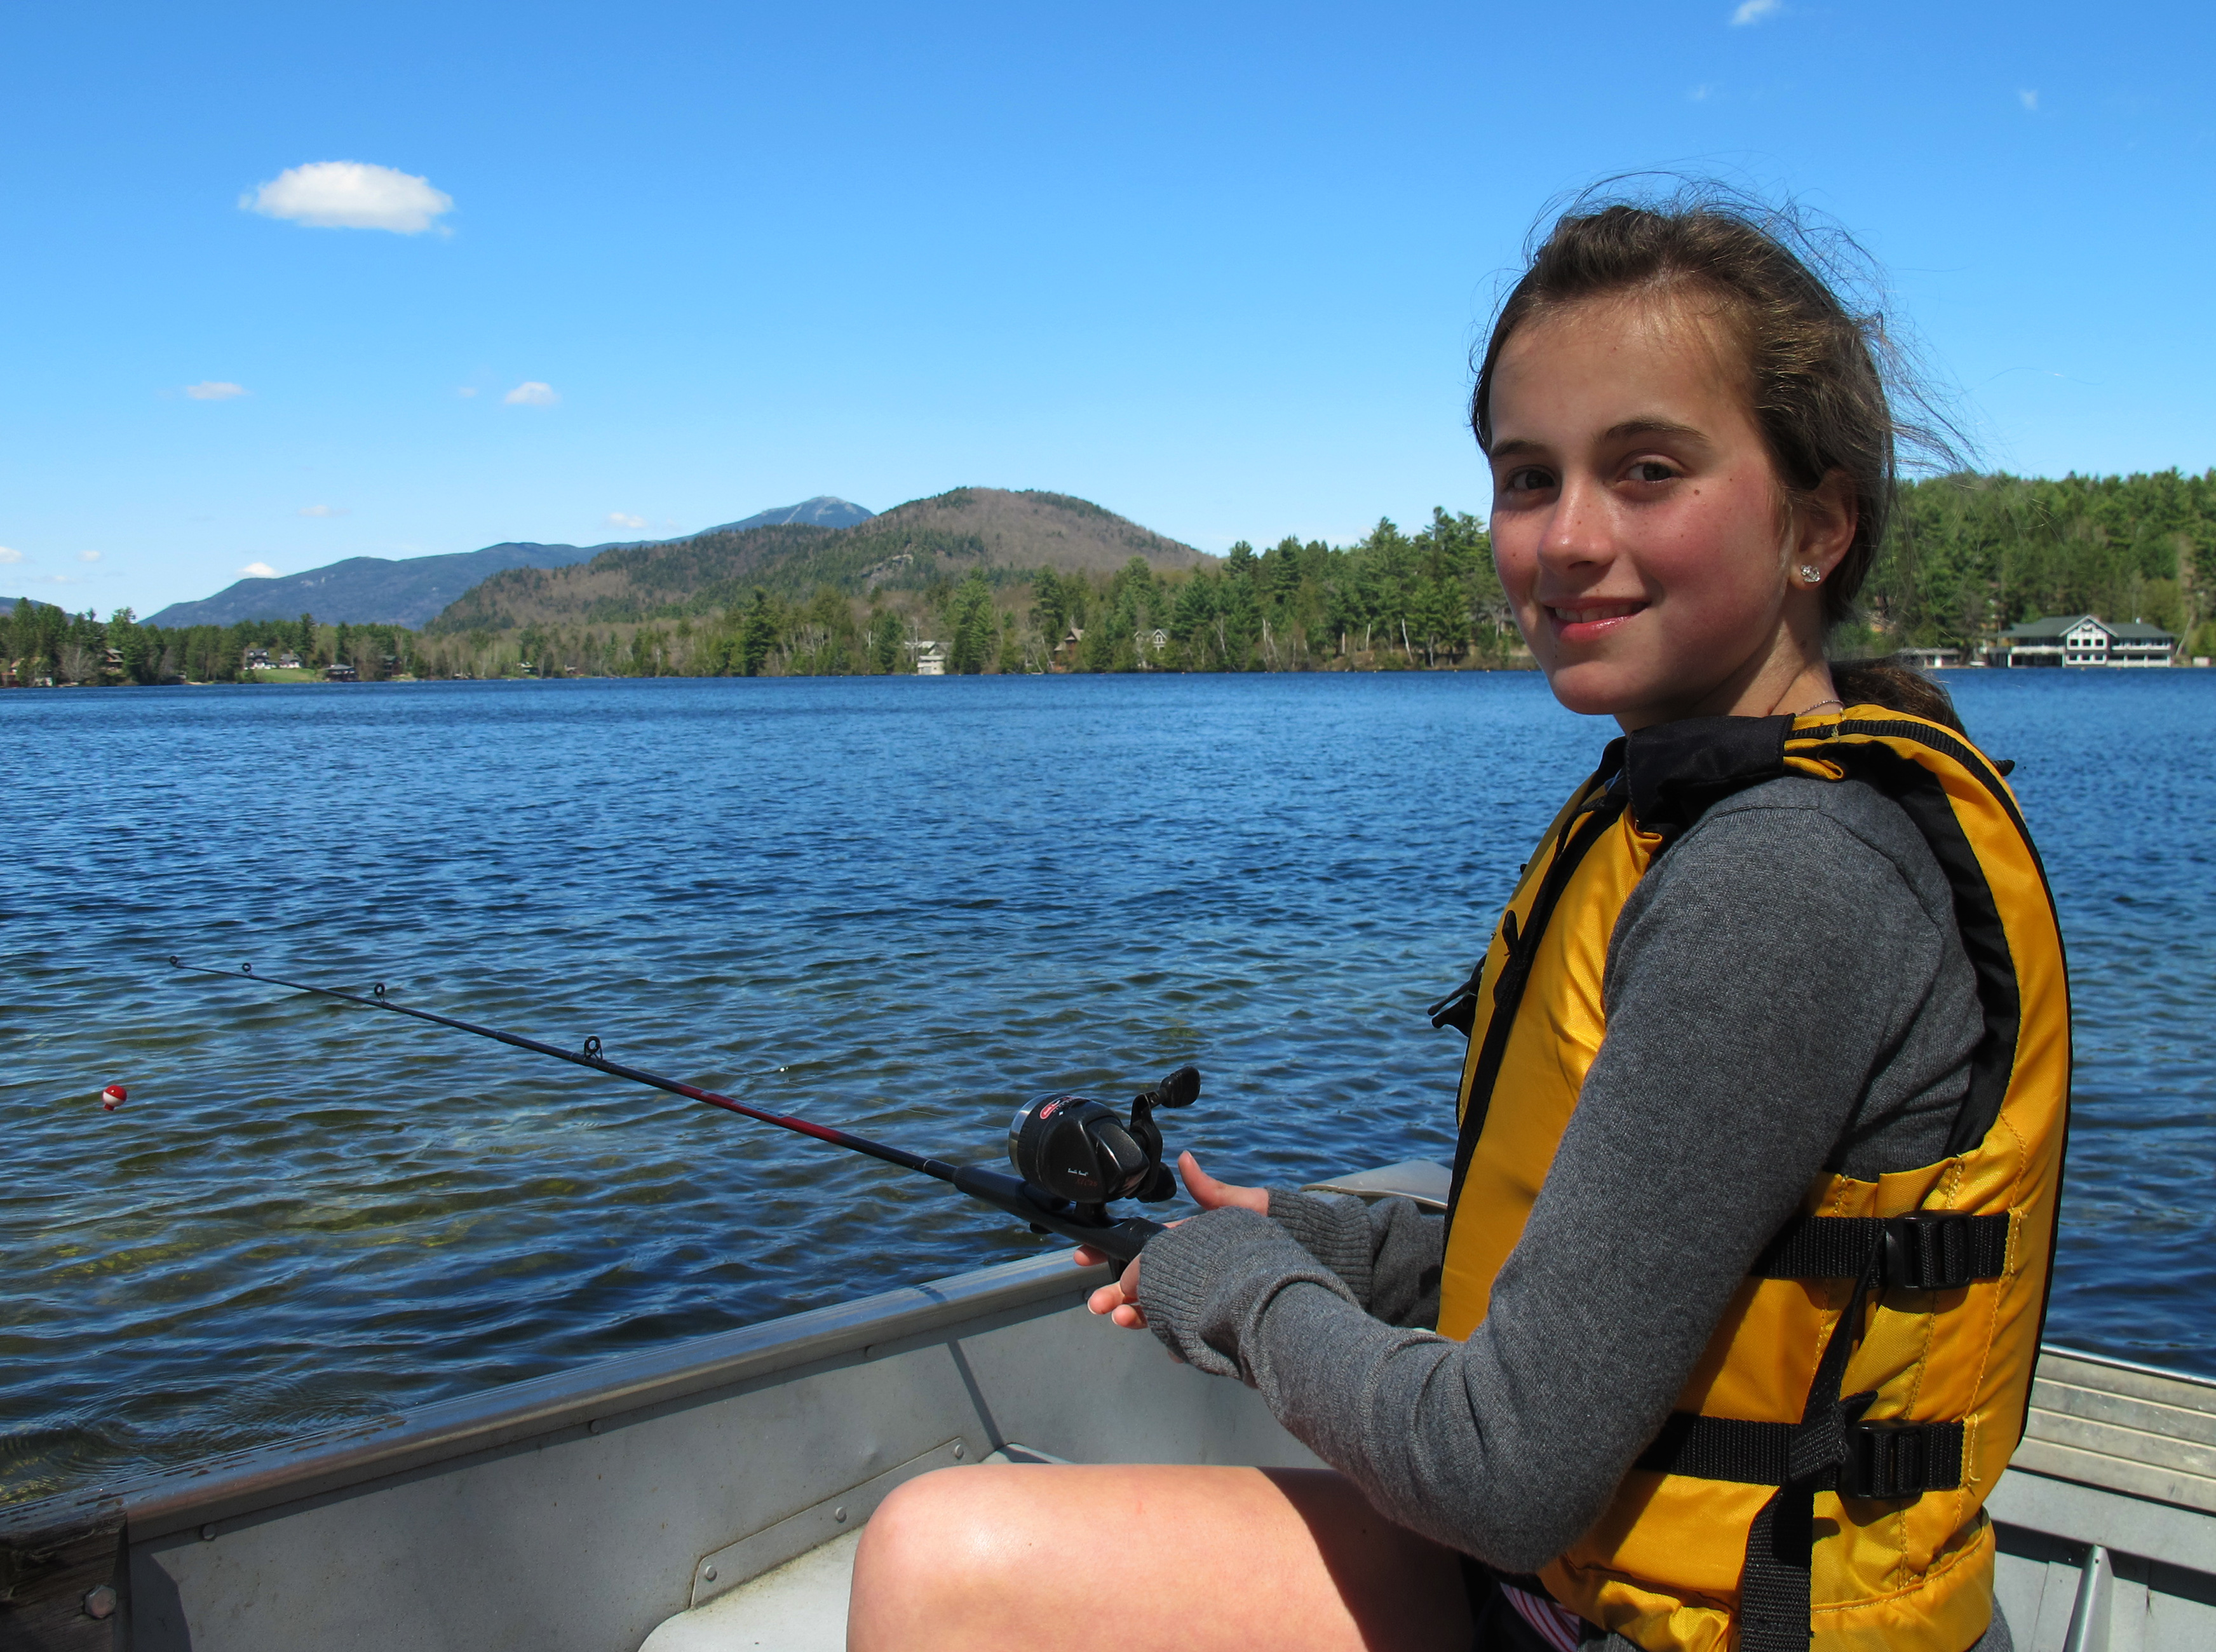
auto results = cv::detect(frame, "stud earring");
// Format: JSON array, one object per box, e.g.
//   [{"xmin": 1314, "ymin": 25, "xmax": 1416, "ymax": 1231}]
[{"xmin": 1797, "ymin": 564, "xmax": 1823, "ymax": 585}]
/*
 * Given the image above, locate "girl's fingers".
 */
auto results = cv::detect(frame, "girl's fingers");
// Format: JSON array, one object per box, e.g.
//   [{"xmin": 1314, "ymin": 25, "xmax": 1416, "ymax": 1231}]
[{"xmin": 1180, "ymin": 1151, "xmax": 1271, "ymax": 1214}]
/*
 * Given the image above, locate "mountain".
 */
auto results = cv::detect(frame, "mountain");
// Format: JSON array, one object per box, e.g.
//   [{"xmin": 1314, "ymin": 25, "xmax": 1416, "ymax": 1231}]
[
  {"xmin": 701, "ymin": 496, "xmax": 875, "ymax": 533},
  {"xmin": 428, "ymin": 488, "xmax": 1210, "ymax": 633},
  {"xmin": 140, "ymin": 499, "xmax": 875, "ymax": 629},
  {"xmin": 144, "ymin": 543, "xmax": 606, "ymax": 630}
]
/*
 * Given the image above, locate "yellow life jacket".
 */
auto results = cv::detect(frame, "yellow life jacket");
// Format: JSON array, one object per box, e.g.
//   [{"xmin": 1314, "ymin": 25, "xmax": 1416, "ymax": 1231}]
[{"xmin": 1428, "ymin": 708, "xmax": 2069, "ymax": 1652}]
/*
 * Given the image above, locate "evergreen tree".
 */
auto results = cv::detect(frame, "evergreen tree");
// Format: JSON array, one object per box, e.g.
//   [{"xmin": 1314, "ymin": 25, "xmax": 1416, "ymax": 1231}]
[
  {"xmin": 738, "ymin": 589, "xmax": 778, "ymax": 677},
  {"xmin": 947, "ymin": 572, "xmax": 995, "ymax": 674},
  {"xmin": 869, "ymin": 607, "xmax": 903, "ymax": 674}
]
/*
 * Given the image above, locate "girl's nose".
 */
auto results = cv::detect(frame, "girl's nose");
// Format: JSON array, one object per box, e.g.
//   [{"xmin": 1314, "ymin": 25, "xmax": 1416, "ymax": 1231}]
[{"xmin": 1537, "ymin": 477, "xmax": 1611, "ymax": 572}]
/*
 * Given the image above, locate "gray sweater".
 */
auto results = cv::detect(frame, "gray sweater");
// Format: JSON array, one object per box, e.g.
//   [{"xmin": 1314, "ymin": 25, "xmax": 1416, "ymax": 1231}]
[{"xmin": 1135, "ymin": 775, "xmax": 2011, "ymax": 1651}]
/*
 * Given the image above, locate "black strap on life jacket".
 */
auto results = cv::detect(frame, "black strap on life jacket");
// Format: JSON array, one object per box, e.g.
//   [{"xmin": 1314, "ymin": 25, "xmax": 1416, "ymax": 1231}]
[
  {"xmin": 1635, "ymin": 1401, "xmax": 1966, "ymax": 1499},
  {"xmin": 1638, "ymin": 1203, "xmax": 2011, "ymax": 1651},
  {"xmin": 1753, "ymin": 1209, "xmax": 2010, "ymax": 1290}
]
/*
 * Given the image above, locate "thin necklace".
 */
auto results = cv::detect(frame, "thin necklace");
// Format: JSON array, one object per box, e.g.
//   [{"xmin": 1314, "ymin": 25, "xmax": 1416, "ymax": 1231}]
[{"xmin": 1788, "ymin": 696, "xmax": 1844, "ymax": 717}]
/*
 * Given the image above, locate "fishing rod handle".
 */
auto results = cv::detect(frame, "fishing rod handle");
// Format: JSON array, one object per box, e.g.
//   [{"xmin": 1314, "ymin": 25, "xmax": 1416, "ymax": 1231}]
[{"xmin": 950, "ymin": 1165, "xmax": 1166, "ymax": 1264}]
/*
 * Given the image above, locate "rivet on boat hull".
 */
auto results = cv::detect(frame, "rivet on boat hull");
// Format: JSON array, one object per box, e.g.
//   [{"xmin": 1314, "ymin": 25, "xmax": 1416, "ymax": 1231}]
[
  {"xmin": 200, "ymin": 1524, "xmax": 216, "ymax": 1541},
  {"xmin": 83, "ymin": 1585, "xmax": 118, "ymax": 1620},
  {"xmin": 834, "ymin": 1506, "xmax": 848, "ymax": 1522}
]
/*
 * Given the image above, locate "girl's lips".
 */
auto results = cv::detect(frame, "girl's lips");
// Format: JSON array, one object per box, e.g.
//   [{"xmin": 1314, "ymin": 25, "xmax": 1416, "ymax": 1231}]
[{"xmin": 1545, "ymin": 600, "xmax": 1648, "ymax": 643}]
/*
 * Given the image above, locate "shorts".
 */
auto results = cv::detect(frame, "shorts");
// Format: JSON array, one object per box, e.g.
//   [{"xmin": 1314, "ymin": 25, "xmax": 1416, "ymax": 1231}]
[{"xmin": 1459, "ymin": 1557, "xmax": 1602, "ymax": 1650}]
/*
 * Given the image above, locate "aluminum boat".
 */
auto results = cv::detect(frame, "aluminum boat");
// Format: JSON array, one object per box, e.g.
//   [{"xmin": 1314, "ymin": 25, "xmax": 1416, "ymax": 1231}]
[{"xmin": 3, "ymin": 1161, "xmax": 2209, "ymax": 1651}]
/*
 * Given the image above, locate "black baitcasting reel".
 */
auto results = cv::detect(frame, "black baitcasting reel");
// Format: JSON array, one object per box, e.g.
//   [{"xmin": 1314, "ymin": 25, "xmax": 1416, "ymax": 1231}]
[{"xmin": 1007, "ymin": 1064, "xmax": 1200, "ymax": 1213}]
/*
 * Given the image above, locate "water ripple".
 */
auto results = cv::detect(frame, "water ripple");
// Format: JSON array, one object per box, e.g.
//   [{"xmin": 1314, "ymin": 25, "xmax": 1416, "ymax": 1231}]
[{"xmin": 3, "ymin": 669, "xmax": 2210, "ymax": 1501}]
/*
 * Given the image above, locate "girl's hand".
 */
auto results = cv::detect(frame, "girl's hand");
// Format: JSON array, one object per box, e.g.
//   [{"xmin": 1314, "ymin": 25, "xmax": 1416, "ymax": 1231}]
[{"xmin": 1077, "ymin": 1152, "xmax": 1271, "ymax": 1329}]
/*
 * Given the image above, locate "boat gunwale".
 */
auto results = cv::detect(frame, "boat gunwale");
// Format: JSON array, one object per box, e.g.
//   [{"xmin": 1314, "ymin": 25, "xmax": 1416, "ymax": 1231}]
[
  {"xmin": 2034, "ymin": 1344, "xmax": 2216, "ymax": 1393},
  {"xmin": 1, "ymin": 1248, "xmax": 1109, "ymax": 1547}
]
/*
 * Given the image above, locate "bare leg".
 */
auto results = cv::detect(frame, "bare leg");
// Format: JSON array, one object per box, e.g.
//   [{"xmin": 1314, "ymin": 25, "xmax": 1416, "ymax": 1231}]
[{"xmin": 848, "ymin": 1463, "xmax": 1472, "ymax": 1652}]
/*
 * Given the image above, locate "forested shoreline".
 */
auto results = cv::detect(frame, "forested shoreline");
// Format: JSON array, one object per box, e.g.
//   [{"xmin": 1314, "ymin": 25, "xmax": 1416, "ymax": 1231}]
[{"xmin": 8, "ymin": 470, "xmax": 2213, "ymax": 686}]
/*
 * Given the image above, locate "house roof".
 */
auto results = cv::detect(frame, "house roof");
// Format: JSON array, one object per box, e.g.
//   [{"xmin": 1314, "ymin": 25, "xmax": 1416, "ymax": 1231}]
[
  {"xmin": 2001, "ymin": 615, "xmax": 2095, "ymax": 640},
  {"xmin": 2000, "ymin": 614, "xmax": 2177, "ymax": 644}
]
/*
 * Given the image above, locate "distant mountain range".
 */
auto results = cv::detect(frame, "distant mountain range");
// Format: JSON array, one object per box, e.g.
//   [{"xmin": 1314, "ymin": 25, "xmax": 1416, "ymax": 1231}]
[
  {"xmin": 428, "ymin": 487, "xmax": 1210, "ymax": 634},
  {"xmin": 141, "ymin": 498, "xmax": 876, "ymax": 629}
]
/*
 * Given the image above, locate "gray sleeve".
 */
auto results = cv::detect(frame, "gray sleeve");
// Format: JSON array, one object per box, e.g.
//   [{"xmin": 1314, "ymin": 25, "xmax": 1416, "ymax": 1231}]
[
  {"xmin": 1264, "ymin": 1189, "xmax": 1443, "ymax": 1329},
  {"xmin": 1137, "ymin": 789, "xmax": 1969, "ymax": 1570}
]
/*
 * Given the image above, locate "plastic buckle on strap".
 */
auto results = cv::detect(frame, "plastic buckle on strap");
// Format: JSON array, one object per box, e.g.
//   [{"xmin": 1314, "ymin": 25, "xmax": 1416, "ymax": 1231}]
[
  {"xmin": 1881, "ymin": 1210, "xmax": 1975, "ymax": 1289},
  {"xmin": 1841, "ymin": 1419, "xmax": 1964, "ymax": 1498}
]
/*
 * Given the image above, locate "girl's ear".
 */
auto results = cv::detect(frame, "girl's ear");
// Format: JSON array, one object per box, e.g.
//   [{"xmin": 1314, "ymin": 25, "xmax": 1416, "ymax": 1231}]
[{"xmin": 1797, "ymin": 468, "xmax": 1858, "ymax": 576}]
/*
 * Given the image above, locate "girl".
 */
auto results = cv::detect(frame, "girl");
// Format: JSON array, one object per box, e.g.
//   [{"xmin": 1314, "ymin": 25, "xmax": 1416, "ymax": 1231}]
[{"xmin": 849, "ymin": 190, "xmax": 2065, "ymax": 1652}]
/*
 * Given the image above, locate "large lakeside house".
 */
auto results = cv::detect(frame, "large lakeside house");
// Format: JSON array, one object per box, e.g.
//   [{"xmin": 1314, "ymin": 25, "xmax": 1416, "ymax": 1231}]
[{"xmin": 1995, "ymin": 614, "xmax": 2179, "ymax": 667}]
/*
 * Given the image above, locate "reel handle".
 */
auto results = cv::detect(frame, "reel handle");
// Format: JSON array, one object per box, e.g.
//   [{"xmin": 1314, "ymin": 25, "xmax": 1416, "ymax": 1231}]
[
  {"xmin": 1142, "ymin": 1065, "xmax": 1200, "ymax": 1110},
  {"xmin": 1125, "ymin": 1064, "xmax": 1203, "ymax": 1202}
]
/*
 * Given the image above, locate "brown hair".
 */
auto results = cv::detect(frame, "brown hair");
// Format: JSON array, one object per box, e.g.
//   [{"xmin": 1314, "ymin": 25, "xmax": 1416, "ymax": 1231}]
[{"xmin": 1472, "ymin": 182, "xmax": 1968, "ymax": 718}]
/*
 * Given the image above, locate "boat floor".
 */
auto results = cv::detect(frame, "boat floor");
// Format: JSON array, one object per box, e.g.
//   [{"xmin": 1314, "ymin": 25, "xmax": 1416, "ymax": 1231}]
[
  {"xmin": 638, "ymin": 1527, "xmax": 861, "ymax": 1652},
  {"xmin": 637, "ymin": 1446, "xmax": 1058, "ymax": 1652}
]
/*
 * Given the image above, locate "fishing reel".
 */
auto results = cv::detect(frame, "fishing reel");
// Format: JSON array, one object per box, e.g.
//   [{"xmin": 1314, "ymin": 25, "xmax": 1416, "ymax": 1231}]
[{"xmin": 1008, "ymin": 1065, "xmax": 1200, "ymax": 1210}]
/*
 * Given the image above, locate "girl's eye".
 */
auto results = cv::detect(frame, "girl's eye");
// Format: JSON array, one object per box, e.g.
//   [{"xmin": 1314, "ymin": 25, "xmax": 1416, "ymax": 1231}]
[
  {"xmin": 1628, "ymin": 460, "xmax": 1677, "ymax": 484},
  {"xmin": 1503, "ymin": 466, "xmax": 1555, "ymax": 492}
]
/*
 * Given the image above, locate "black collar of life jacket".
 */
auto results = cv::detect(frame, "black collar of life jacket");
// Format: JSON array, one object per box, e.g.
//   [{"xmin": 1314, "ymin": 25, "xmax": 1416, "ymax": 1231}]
[{"xmin": 1619, "ymin": 713, "xmax": 1796, "ymax": 851}]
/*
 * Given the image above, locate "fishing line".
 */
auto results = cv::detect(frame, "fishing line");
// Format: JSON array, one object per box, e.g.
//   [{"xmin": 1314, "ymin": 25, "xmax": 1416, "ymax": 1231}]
[{"xmin": 167, "ymin": 956, "xmax": 1187, "ymax": 1263}]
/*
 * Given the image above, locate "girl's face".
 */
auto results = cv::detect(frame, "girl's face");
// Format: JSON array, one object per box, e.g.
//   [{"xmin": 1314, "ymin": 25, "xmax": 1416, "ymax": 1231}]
[{"xmin": 1485, "ymin": 293, "xmax": 1848, "ymax": 730}]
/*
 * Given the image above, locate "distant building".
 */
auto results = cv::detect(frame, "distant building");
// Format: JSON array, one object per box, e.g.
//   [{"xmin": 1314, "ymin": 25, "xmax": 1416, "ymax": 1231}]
[
  {"xmin": 325, "ymin": 663, "xmax": 359, "ymax": 682},
  {"xmin": 1997, "ymin": 614, "xmax": 2177, "ymax": 667},
  {"xmin": 278, "ymin": 651, "xmax": 302, "ymax": 670},
  {"xmin": 243, "ymin": 646, "xmax": 271, "ymax": 668},
  {"xmin": 1901, "ymin": 645, "xmax": 1962, "ymax": 669},
  {"xmin": 915, "ymin": 642, "xmax": 947, "ymax": 677}
]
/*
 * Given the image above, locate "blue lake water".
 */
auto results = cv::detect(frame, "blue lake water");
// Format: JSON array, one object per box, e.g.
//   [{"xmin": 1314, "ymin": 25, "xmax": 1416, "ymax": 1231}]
[{"xmin": 4, "ymin": 669, "xmax": 2212, "ymax": 1503}]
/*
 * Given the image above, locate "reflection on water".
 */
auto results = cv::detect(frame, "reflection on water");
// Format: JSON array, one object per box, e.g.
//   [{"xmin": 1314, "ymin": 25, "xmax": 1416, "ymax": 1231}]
[{"xmin": 4, "ymin": 668, "xmax": 2210, "ymax": 1501}]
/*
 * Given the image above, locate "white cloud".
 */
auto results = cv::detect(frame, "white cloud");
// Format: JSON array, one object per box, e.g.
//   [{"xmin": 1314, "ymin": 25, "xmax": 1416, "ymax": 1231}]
[
  {"xmin": 2019, "ymin": 89, "xmax": 2039, "ymax": 112},
  {"xmin": 238, "ymin": 562, "xmax": 280, "ymax": 578},
  {"xmin": 186, "ymin": 381, "xmax": 248, "ymax": 400},
  {"xmin": 457, "ymin": 386, "xmax": 478, "ymax": 398},
  {"xmin": 504, "ymin": 381, "xmax": 559, "ymax": 407},
  {"xmin": 0, "ymin": 545, "xmax": 21, "ymax": 564},
  {"xmin": 607, "ymin": 512, "xmax": 646, "ymax": 530},
  {"xmin": 297, "ymin": 504, "xmax": 348, "ymax": 517},
  {"xmin": 78, "ymin": 550, "xmax": 102, "ymax": 562},
  {"xmin": 1731, "ymin": 0, "xmax": 1781, "ymax": 22},
  {"xmin": 242, "ymin": 161, "xmax": 454, "ymax": 234}
]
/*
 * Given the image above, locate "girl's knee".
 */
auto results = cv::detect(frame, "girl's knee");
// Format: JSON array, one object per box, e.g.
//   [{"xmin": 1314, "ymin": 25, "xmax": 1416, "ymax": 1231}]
[
  {"xmin": 856, "ymin": 1467, "xmax": 1020, "ymax": 1594},
  {"xmin": 851, "ymin": 1467, "xmax": 1042, "ymax": 1649}
]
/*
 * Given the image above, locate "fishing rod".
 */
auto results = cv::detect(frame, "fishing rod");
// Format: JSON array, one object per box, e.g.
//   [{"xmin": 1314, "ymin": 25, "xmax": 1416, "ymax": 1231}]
[{"xmin": 167, "ymin": 956, "xmax": 1195, "ymax": 1263}]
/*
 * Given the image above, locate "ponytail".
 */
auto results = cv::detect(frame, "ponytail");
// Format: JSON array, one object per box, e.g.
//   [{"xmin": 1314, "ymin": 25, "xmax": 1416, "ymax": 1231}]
[{"xmin": 1830, "ymin": 656, "xmax": 1963, "ymax": 733}]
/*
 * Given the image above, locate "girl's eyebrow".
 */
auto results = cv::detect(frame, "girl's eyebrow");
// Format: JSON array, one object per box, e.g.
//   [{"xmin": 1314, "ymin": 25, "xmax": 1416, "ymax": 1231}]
[
  {"xmin": 1489, "ymin": 418, "xmax": 1712, "ymax": 461},
  {"xmin": 1487, "ymin": 436, "xmax": 1546, "ymax": 460},
  {"xmin": 1604, "ymin": 417, "xmax": 1708, "ymax": 444}
]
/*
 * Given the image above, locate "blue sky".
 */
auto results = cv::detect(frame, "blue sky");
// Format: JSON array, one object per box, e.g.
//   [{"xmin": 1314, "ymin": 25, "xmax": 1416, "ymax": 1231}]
[{"xmin": 4, "ymin": 1, "xmax": 2212, "ymax": 617}]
